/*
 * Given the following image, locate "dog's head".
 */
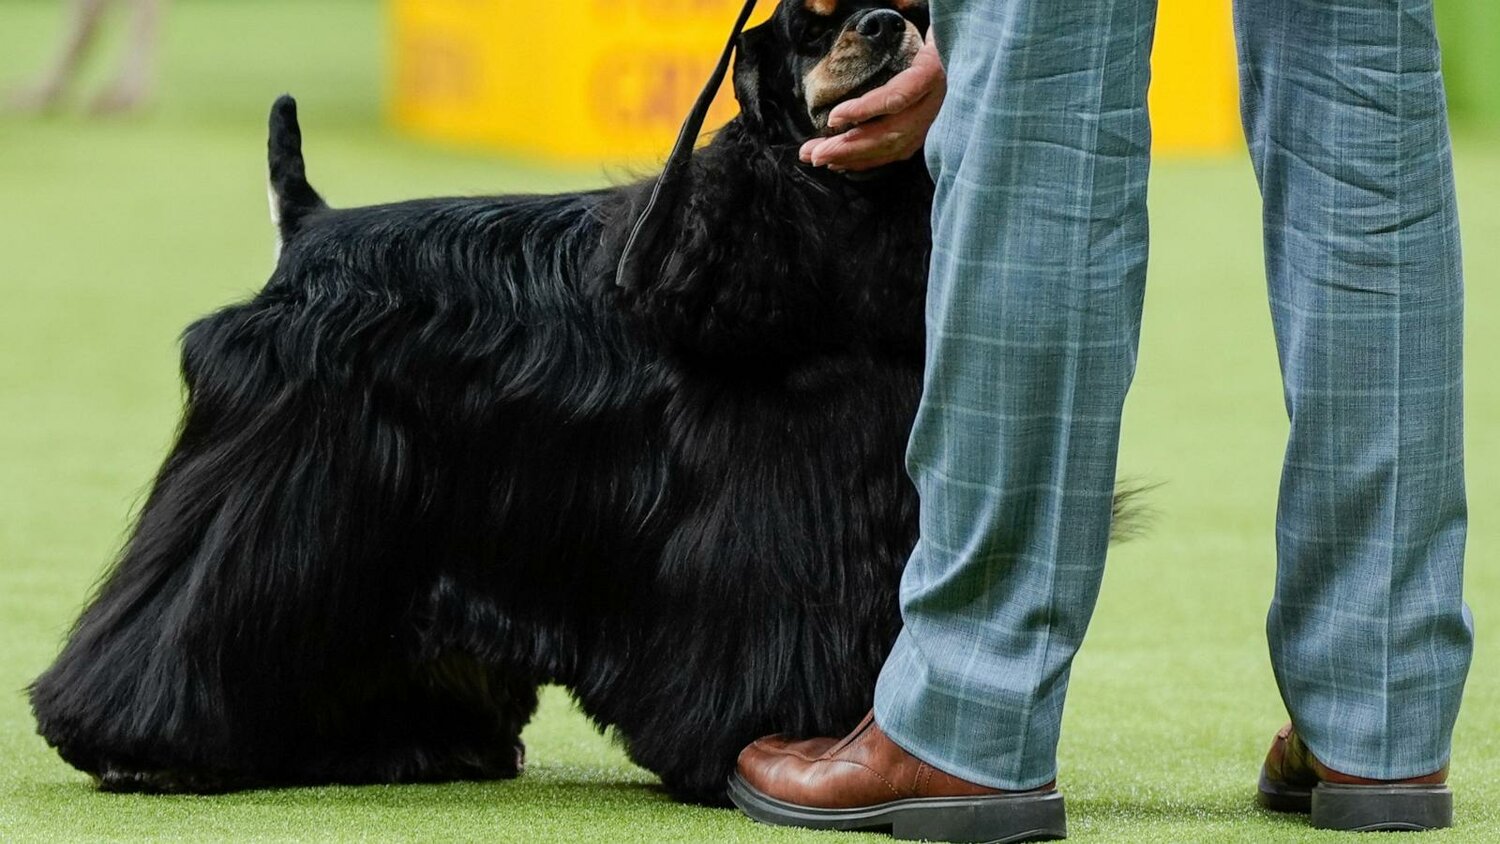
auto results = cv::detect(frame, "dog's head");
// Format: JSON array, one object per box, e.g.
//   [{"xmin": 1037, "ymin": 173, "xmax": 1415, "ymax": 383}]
[
  {"xmin": 611, "ymin": 0, "xmax": 932, "ymax": 292},
  {"xmin": 734, "ymin": 0, "xmax": 929, "ymax": 141}
]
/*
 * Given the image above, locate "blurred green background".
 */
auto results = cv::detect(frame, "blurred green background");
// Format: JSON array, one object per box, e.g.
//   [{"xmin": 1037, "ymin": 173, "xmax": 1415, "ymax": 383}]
[
  {"xmin": 1, "ymin": 1, "xmax": 1497, "ymax": 842},
  {"xmin": 1439, "ymin": 0, "xmax": 1500, "ymax": 131}
]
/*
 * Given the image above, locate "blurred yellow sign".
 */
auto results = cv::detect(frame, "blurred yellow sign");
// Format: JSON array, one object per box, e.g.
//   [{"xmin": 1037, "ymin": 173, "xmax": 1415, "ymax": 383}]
[
  {"xmin": 1149, "ymin": 1, "xmax": 1241, "ymax": 155},
  {"xmin": 389, "ymin": 0, "xmax": 1241, "ymax": 165}
]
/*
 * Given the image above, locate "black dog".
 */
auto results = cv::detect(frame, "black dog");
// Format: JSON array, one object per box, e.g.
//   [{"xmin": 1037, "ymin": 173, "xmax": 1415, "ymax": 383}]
[{"xmin": 30, "ymin": 0, "xmax": 1055, "ymax": 805}]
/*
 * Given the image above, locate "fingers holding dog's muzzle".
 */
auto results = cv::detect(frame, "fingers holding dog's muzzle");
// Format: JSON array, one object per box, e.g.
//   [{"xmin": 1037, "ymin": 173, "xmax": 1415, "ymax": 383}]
[{"xmin": 803, "ymin": 13, "xmax": 922, "ymax": 132}]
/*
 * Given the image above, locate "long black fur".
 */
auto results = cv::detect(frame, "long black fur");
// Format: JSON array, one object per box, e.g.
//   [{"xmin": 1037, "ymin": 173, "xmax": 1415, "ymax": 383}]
[{"xmin": 30, "ymin": 1, "xmax": 1123, "ymax": 805}]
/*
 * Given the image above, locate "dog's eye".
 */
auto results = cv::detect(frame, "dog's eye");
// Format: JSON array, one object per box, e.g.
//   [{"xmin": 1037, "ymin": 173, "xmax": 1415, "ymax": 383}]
[{"xmin": 797, "ymin": 21, "xmax": 832, "ymax": 49}]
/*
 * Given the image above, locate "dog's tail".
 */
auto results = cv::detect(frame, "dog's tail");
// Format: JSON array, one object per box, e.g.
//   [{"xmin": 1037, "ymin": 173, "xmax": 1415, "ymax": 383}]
[{"xmin": 268, "ymin": 95, "xmax": 326, "ymax": 240}]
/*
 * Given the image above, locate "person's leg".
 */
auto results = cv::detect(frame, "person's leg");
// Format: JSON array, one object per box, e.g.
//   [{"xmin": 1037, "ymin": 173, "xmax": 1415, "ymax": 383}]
[
  {"xmin": 90, "ymin": 0, "xmax": 167, "ymax": 114},
  {"xmin": 872, "ymin": 0, "xmax": 1157, "ymax": 791},
  {"xmin": 5, "ymin": 0, "xmax": 114, "ymax": 112},
  {"xmin": 1236, "ymin": 0, "xmax": 1472, "ymax": 781}
]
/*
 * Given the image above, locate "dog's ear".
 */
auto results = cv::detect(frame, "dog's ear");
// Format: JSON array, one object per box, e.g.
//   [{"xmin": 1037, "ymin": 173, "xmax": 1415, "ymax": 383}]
[
  {"xmin": 732, "ymin": 21, "xmax": 777, "ymax": 131},
  {"xmin": 615, "ymin": 0, "xmax": 762, "ymax": 291}
]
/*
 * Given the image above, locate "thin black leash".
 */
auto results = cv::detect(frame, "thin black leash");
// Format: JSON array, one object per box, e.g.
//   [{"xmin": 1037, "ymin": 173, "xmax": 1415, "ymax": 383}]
[{"xmin": 615, "ymin": 0, "xmax": 762, "ymax": 290}]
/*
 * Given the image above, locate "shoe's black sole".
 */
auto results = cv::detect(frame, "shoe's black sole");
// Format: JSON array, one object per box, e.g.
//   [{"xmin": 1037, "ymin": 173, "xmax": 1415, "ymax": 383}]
[
  {"xmin": 1258, "ymin": 771, "xmax": 1453, "ymax": 831},
  {"xmin": 1313, "ymin": 783, "xmax": 1454, "ymax": 832},
  {"xmin": 728, "ymin": 773, "xmax": 1067, "ymax": 843}
]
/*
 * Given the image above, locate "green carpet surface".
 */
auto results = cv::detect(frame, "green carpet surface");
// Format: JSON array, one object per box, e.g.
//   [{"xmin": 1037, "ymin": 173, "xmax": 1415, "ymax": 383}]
[{"xmin": 2, "ymin": 2, "xmax": 1497, "ymax": 841}]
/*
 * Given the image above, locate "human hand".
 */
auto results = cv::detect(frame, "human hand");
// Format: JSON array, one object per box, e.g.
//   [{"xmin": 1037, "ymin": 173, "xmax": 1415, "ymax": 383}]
[{"xmin": 799, "ymin": 31, "xmax": 945, "ymax": 173}]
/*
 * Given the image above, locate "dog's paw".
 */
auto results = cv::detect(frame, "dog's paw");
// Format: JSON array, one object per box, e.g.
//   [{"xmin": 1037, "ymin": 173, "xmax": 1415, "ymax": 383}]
[{"xmin": 94, "ymin": 762, "xmax": 234, "ymax": 794}]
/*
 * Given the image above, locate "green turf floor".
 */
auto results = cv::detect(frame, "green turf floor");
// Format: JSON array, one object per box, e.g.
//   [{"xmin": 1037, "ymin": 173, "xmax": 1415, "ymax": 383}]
[{"xmin": 2, "ymin": 1, "xmax": 1498, "ymax": 841}]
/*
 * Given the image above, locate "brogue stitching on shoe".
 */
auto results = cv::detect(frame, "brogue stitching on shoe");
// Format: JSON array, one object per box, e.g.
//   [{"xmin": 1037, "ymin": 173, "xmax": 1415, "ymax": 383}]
[
  {"xmin": 772, "ymin": 746, "xmax": 833, "ymax": 764},
  {"xmin": 827, "ymin": 758, "xmax": 904, "ymax": 799},
  {"xmin": 824, "ymin": 714, "xmax": 876, "ymax": 759}
]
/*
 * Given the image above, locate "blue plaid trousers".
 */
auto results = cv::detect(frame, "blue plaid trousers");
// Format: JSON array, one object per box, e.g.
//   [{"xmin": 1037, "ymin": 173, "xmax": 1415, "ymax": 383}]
[{"xmin": 873, "ymin": 0, "xmax": 1472, "ymax": 788}]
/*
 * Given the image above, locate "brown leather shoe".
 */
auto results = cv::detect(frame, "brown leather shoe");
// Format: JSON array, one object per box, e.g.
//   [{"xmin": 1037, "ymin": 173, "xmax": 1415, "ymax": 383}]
[
  {"xmin": 728, "ymin": 712, "xmax": 1066, "ymax": 843},
  {"xmin": 1257, "ymin": 722, "xmax": 1453, "ymax": 831}
]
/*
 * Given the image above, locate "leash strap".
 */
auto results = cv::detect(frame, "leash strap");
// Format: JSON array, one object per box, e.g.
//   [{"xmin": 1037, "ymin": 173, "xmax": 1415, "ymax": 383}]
[{"xmin": 615, "ymin": 0, "xmax": 762, "ymax": 289}]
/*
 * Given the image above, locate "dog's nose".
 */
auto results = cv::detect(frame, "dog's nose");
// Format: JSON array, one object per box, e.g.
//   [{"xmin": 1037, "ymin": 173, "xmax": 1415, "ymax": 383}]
[{"xmin": 855, "ymin": 9, "xmax": 906, "ymax": 47}]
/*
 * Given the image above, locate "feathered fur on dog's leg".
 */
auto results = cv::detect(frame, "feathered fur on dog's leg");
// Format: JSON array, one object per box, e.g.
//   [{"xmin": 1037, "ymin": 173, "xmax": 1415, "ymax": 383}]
[
  {"xmin": 29, "ymin": 299, "xmax": 529, "ymax": 791},
  {"xmin": 267, "ymin": 94, "xmax": 326, "ymax": 245},
  {"xmin": 27, "ymin": 307, "xmax": 304, "ymax": 791}
]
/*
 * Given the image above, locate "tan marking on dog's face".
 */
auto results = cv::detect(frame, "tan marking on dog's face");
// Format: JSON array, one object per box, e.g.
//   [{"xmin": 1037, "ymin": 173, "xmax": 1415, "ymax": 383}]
[
  {"xmin": 804, "ymin": 0, "xmax": 838, "ymax": 15},
  {"xmin": 891, "ymin": 0, "xmax": 926, "ymax": 9},
  {"xmin": 802, "ymin": 17, "xmax": 922, "ymax": 129}
]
